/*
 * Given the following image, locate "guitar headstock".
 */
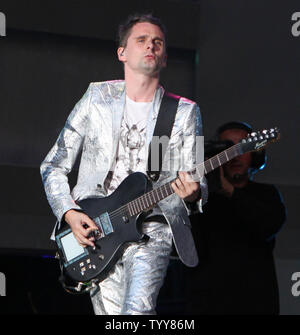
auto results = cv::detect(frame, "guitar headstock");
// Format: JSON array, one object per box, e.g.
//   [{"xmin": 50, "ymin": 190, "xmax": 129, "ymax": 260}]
[{"xmin": 239, "ymin": 127, "xmax": 280, "ymax": 154}]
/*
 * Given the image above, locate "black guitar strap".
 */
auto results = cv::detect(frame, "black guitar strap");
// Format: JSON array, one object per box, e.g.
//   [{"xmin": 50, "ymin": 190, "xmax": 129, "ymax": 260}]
[{"xmin": 147, "ymin": 91, "xmax": 180, "ymax": 182}]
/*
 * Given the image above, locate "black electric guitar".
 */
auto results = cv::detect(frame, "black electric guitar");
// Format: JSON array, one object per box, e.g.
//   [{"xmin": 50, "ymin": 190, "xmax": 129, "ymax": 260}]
[{"xmin": 55, "ymin": 127, "xmax": 280, "ymax": 293}]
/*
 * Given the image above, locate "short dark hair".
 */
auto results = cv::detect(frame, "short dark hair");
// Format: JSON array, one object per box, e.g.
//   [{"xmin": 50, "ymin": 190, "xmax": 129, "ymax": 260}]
[
  {"xmin": 118, "ymin": 13, "xmax": 167, "ymax": 48},
  {"xmin": 217, "ymin": 121, "xmax": 253, "ymax": 136}
]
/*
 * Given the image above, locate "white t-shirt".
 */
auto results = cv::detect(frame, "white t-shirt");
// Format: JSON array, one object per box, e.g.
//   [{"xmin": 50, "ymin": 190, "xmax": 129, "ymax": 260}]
[{"xmin": 104, "ymin": 95, "xmax": 153, "ymax": 195}]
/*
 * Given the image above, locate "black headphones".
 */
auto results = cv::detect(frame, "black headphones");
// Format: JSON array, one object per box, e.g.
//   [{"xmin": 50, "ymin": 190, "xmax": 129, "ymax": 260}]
[{"xmin": 215, "ymin": 121, "xmax": 267, "ymax": 175}]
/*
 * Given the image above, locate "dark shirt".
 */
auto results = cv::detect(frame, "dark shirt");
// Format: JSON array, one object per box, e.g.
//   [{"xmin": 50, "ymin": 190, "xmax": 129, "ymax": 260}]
[{"xmin": 185, "ymin": 181, "xmax": 286, "ymax": 315}]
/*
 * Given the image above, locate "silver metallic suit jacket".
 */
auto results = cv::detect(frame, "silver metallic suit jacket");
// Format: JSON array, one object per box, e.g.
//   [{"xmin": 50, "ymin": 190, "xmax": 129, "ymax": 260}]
[{"xmin": 40, "ymin": 80, "xmax": 207, "ymax": 267}]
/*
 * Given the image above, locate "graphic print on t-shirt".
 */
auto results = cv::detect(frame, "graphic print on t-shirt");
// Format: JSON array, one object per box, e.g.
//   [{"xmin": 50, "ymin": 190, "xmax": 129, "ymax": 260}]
[{"xmin": 105, "ymin": 95, "xmax": 153, "ymax": 195}]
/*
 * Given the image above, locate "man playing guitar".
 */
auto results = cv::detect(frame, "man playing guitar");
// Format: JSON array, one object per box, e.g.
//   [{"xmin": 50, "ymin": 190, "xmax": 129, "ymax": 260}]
[{"xmin": 41, "ymin": 13, "xmax": 207, "ymax": 315}]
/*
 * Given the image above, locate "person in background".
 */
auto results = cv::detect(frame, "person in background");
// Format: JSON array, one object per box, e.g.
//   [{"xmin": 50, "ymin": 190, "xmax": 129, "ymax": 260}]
[{"xmin": 185, "ymin": 121, "xmax": 286, "ymax": 315}]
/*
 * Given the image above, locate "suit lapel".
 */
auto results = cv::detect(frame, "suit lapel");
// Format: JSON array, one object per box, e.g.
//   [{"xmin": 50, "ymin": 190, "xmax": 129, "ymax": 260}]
[{"xmin": 112, "ymin": 88, "xmax": 126, "ymax": 152}]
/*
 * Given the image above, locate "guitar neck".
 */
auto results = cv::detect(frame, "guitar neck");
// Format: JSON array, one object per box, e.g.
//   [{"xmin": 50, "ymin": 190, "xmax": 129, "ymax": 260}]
[
  {"xmin": 127, "ymin": 180, "xmax": 174, "ymax": 217},
  {"xmin": 126, "ymin": 142, "xmax": 243, "ymax": 217},
  {"xmin": 201, "ymin": 142, "xmax": 242, "ymax": 175}
]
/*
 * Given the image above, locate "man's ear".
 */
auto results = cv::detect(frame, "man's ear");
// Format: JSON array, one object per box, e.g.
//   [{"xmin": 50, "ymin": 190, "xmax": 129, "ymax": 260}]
[{"xmin": 117, "ymin": 47, "xmax": 126, "ymax": 62}]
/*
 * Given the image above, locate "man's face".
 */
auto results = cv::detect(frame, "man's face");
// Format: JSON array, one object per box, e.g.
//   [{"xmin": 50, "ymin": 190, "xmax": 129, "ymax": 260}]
[
  {"xmin": 219, "ymin": 128, "xmax": 252, "ymax": 180},
  {"xmin": 118, "ymin": 22, "xmax": 167, "ymax": 76}
]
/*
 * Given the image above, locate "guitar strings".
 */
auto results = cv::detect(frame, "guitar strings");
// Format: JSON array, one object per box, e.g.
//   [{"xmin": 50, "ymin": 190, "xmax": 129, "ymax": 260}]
[
  {"xmin": 108, "ymin": 178, "xmax": 177, "ymax": 221},
  {"xmin": 96, "ymin": 133, "xmax": 274, "ymax": 223},
  {"xmin": 107, "ymin": 143, "xmax": 242, "ymax": 221},
  {"xmin": 108, "ymin": 182, "xmax": 173, "ymax": 220},
  {"xmin": 108, "ymin": 144, "xmax": 241, "ymax": 220}
]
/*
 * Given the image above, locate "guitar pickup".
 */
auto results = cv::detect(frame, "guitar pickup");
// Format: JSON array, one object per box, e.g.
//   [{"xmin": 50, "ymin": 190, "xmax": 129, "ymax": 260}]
[{"xmin": 94, "ymin": 213, "xmax": 114, "ymax": 237}]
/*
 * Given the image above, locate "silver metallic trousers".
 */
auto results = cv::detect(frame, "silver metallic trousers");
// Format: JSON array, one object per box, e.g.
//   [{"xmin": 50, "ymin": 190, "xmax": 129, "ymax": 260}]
[{"xmin": 90, "ymin": 221, "xmax": 173, "ymax": 315}]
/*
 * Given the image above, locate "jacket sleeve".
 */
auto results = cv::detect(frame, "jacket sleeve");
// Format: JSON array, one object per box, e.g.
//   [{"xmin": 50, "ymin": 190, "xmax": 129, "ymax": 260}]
[
  {"xmin": 181, "ymin": 102, "xmax": 208, "ymax": 215},
  {"xmin": 40, "ymin": 83, "xmax": 93, "ymax": 223}
]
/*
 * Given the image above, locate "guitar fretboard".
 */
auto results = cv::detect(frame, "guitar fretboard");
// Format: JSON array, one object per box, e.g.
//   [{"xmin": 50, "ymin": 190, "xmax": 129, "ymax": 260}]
[
  {"xmin": 127, "ymin": 182, "xmax": 174, "ymax": 216},
  {"xmin": 126, "ymin": 142, "xmax": 242, "ymax": 216},
  {"xmin": 202, "ymin": 143, "xmax": 241, "ymax": 175}
]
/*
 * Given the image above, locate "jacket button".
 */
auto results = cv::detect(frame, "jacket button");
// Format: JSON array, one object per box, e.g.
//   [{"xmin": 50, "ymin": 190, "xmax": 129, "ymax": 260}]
[{"xmin": 97, "ymin": 184, "xmax": 102, "ymax": 189}]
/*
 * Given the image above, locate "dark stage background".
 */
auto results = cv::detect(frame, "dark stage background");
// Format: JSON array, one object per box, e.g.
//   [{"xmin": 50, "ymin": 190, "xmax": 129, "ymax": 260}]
[{"xmin": 0, "ymin": 0, "xmax": 299, "ymax": 314}]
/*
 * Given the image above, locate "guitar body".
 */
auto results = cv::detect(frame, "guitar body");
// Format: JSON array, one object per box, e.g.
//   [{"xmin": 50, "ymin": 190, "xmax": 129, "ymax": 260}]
[{"xmin": 55, "ymin": 172, "xmax": 152, "ymax": 284}]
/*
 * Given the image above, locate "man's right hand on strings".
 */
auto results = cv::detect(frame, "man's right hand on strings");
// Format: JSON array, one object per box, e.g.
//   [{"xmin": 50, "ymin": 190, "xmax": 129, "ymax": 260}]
[{"xmin": 64, "ymin": 209, "xmax": 99, "ymax": 248}]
